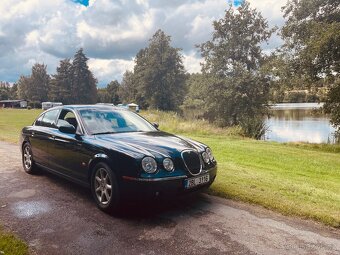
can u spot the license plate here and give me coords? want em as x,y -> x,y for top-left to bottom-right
184,174 -> 210,189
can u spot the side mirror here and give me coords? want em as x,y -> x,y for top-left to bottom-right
58,120 -> 76,134
152,122 -> 159,129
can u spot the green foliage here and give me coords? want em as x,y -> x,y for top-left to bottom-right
49,59 -> 73,104
279,0 -> 340,129
129,29 -> 187,110
118,71 -> 137,104
71,48 -> 97,104
199,1 -> 275,75
106,80 -> 120,104
97,80 -> 121,104
97,88 -> 111,103
239,116 -> 268,140
0,81 -> 11,100
324,79 -> 340,131
17,64 -> 50,103
281,0 -> 340,80
17,76 -> 30,100
16,49 -> 98,105
0,229 -> 28,255
141,109 -> 242,137
184,1 -> 273,137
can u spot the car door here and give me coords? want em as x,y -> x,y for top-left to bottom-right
49,110 -> 93,182
29,109 -> 60,167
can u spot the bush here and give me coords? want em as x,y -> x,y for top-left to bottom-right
28,101 -> 41,109
239,116 -> 268,140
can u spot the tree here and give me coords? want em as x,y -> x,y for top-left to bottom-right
9,83 -> 18,100
71,48 -> 97,104
0,82 -> 10,100
281,0 -> 340,80
97,88 -> 111,103
133,30 -> 187,110
106,80 -> 120,104
282,0 -> 340,129
324,79 -> 340,133
16,63 -> 49,105
17,76 -> 31,100
49,59 -> 73,104
30,63 -> 50,103
185,1 -> 274,132
118,71 -> 137,104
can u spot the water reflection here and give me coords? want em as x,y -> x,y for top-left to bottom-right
265,103 -> 336,144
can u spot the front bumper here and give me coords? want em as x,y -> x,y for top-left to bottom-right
120,166 -> 217,201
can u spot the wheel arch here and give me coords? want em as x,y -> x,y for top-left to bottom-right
88,154 -> 114,183
21,140 -> 30,152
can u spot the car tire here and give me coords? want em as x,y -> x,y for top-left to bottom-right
22,143 -> 38,174
91,162 -> 121,213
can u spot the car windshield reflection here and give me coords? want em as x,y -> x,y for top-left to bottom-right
79,109 -> 156,135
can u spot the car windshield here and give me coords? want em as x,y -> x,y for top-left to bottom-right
79,109 -> 157,134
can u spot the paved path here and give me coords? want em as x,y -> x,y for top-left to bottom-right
0,141 -> 339,255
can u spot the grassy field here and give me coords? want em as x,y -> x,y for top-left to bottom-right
0,228 -> 28,255
1,108 -> 340,227
0,109 -> 42,143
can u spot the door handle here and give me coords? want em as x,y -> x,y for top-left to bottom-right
49,135 -> 56,140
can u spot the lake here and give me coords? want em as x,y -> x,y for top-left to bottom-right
265,103 -> 337,144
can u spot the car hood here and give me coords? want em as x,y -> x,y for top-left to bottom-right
93,131 -> 206,158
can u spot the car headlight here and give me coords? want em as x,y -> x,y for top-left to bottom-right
206,148 -> 214,161
202,151 -> 210,163
141,157 -> 157,173
163,158 -> 174,172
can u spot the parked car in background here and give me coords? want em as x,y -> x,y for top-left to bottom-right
20,105 -> 217,212
117,103 -> 140,112
42,102 -> 63,110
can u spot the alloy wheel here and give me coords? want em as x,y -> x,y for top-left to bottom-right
23,146 -> 32,170
94,168 -> 112,205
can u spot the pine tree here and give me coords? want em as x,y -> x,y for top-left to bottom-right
49,59 -> 72,104
71,48 -> 97,104
106,80 -> 120,104
119,71 -> 137,104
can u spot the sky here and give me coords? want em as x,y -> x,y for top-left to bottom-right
0,0 -> 286,87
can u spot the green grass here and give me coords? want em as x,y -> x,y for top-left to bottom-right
0,229 -> 28,255
1,108 -> 340,227
0,109 -> 42,143
143,110 -> 340,227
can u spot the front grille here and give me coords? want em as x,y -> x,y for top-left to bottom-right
182,150 -> 202,175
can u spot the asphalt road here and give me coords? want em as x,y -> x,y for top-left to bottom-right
0,141 -> 340,255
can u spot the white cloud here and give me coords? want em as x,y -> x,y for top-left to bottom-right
0,0 -> 287,86
88,58 -> 135,84
183,52 -> 202,74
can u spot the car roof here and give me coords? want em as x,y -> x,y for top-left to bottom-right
56,105 -> 127,111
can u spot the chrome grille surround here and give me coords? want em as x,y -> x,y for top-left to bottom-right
181,149 -> 202,176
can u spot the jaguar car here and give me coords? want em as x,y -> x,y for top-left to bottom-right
20,105 -> 217,212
